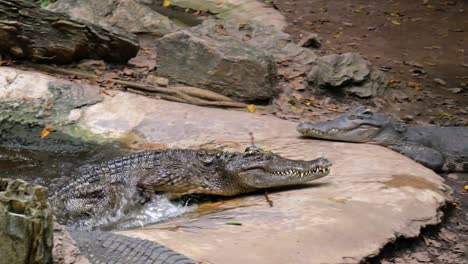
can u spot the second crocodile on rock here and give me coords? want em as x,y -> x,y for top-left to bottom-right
50,146 -> 331,227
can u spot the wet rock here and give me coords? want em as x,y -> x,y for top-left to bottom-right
156,30 -> 277,101
0,179 -> 53,264
47,0 -> 180,35
0,67 -> 104,151
307,52 -> 387,97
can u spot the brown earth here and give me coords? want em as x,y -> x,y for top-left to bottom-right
271,0 -> 467,127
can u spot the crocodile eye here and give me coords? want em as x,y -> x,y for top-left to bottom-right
244,146 -> 263,156
362,109 -> 374,115
216,152 -> 222,158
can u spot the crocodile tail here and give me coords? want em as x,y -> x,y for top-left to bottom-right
70,230 -> 196,264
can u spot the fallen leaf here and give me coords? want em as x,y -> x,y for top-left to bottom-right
247,104 -> 256,113
100,88 -> 113,97
407,81 -> 423,90
301,98 -> 316,106
388,79 -> 401,87
40,124 -> 57,139
436,111 -> 451,118
391,20 -> 401,25
162,0 -> 170,7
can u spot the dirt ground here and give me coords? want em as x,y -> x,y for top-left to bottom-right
270,0 -> 467,263
271,0 -> 467,127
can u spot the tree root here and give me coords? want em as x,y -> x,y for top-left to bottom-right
27,63 -> 248,108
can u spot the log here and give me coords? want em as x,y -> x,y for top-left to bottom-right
0,0 -> 139,63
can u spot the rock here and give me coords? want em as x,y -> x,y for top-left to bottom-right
47,0 -> 180,35
193,19 -> 317,65
0,67 -> 104,151
0,179 -> 53,264
446,87 -> 463,94
76,59 -> 107,72
434,78 -> 447,86
146,75 -> 169,87
85,93 -> 448,264
53,224 -> 90,264
156,30 -> 277,101
413,252 -> 432,262
1,0 -> 139,64
169,0 -> 287,32
307,52 -> 387,97
297,33 -> 321,49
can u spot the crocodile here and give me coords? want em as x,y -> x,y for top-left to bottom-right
50,146 -> 332,227
297,106 -> 468,172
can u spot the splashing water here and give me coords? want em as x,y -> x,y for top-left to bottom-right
70,195 -> 198,231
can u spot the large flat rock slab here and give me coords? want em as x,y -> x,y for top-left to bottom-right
77,92 -> 451,263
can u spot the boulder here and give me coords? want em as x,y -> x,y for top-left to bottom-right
0,67 -> 103,151
47,0 -> 180,35
156,30 -> 277,101
77,92 -> 449,264
193,19 -> 318,65
307,52 -> 387,97
0,179 -> 53,264
0,0 -> 139,64
169,0 -> 287,32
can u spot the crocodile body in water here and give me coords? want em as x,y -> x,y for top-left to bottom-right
50,146 -> 332,228
297,106 -> 468,172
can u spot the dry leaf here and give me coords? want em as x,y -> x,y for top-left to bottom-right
100,88 -> 113,97
407,81 -> 423,90
40,124 -> 57,139
301,98 -> 316,106
247,104 -> 256,113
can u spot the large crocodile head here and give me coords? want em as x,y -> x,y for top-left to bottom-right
297,106 -> 390,143
219,146 -> 331,190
